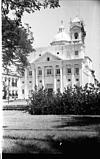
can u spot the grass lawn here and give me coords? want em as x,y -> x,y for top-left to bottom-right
2,110 -> 100,154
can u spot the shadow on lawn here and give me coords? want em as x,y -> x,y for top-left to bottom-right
53,116 -> 100,128
45,135 -> 100,154
3,134 -> 100,154
14,141 -> 50,154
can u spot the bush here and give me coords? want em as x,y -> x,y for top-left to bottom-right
28,84 -> 100,115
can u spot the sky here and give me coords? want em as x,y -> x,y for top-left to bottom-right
22,0 -> 100,81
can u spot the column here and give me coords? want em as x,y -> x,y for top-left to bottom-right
63,66 -> 67,90
72,65 -> 75,87
25,68 -> 28,99
32,68 -> 35,91
17,77 -> 22,99
54,67 -> 56,93
42,66 -> 45,89
60,67 -> 63,93
79,65 -> 82,86
36,68 -> 38,88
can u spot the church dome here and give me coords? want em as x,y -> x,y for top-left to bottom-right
53,31 -> 71,42
51,20 -> 71,45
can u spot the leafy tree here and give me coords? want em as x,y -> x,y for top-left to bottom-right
2,16 -> 34,73
2,0 -> 60,22
2,0 -> 60,73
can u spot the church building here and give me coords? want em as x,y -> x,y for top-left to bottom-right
19,16 -> 95,99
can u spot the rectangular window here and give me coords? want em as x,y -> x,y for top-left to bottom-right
15,91 -> 18,97
47,69 -> 52,75
5,77 -> 7,81
56,69 -> 60,75
8,78 -> 10,86
8,78 -> 10,82
75,50 -> 78,55
67,68 -> 71,74
12,78 -> 14,87
22,72 -> 24,76
22,89 -> 24,94
75,68 -> 79,75
12,90 -> 14,98
38,70 -> 42,75
15,79 -> 17,87
29,71 -> 32,76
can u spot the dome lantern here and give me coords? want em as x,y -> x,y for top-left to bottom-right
50,20 -> 71,45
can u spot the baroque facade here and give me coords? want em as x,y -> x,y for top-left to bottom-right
20,17 -> 95,99
2,17 -> 96,100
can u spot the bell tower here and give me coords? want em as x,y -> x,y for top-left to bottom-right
70,16 -> 86,44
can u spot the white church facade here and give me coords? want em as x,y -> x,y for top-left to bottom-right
2,17 -> 96,100
19,17 -> 95,99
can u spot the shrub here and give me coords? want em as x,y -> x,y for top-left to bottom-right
28,84 -> 100,115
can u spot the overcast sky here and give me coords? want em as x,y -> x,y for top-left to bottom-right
22,0 -> 100,81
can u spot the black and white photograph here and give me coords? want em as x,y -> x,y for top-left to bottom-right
1,0 -> 100,157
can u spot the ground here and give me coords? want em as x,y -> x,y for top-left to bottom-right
2,110 -> 100,154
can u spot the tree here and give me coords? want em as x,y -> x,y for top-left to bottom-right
2,16 -> 34,73
2,0 -> 60,73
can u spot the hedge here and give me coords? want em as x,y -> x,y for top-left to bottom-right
28,84 -> 100,115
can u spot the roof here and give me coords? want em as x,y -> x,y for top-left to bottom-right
51,21 -> 71,44
52,31 -> 71,42
30,50 -> 67,64
85,56 -> 92,62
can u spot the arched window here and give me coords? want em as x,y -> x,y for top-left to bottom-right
47,57 -> 50,61
74,32 -> 78,39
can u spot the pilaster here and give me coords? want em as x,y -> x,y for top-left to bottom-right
32,68 -> 35,91
54,67 -> 56,92
72,65 -> 75,87
36,68 -> 38,87
25,68 -> 28,99
42,66 -> 45,89
17,77 -> 22,99
60,66 -> 63,93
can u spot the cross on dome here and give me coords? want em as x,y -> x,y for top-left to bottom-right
50,20 -> 71,45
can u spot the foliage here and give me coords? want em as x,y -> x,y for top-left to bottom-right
2,0 -> 60,73
28,84 -> 100,115
2,0 -> 60,23
2,16 -> 34,73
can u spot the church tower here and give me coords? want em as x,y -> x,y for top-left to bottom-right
69,16 -> 86,59
70,16 -> 86,44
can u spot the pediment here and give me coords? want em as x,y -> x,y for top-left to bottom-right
33,52 -> 62,63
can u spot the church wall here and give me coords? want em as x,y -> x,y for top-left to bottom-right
18,17 -> 95,99
82,64 -> 89,86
